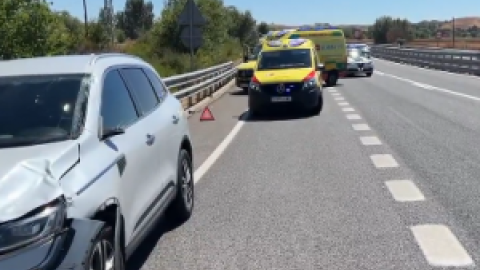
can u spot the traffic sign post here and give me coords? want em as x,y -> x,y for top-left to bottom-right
177,0 -> 206,71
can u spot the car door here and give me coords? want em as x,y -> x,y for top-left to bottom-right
119,68 -> 174,233
99,69 -> 153,244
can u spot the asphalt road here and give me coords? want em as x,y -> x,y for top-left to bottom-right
128,60 -> 480,270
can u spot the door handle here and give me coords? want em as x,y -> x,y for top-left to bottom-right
172,114 -> 180,124
146,134 -> 155,145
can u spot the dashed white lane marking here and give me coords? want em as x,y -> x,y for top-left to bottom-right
342,107 -> 355,112
346,114 -> 362,120
352,123 -> 370,130
411,224 -> 474,267
370,154 -> 398,168
338,102 -> 349,106
334,97 -> 344,101
360,136 -> 381,145
385,180 -> 425,202
331,93 -> 340,96
194,112 -> 246,183
328,89 -> 337,93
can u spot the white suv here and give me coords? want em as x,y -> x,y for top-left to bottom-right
0,54 -> 194,270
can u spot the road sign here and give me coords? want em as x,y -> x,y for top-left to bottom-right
180,26 -> 203,49
200,106 -> 214,121
178,0 -> 206,26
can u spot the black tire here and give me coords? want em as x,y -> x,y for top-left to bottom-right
85,225 -> 125,270
242,87 -> 249,94
326,72 -> 338,87
166,149 -> 194,224
311,96 -> 323,115
366,72 -> 372,77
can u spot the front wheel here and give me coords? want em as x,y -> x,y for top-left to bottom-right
311,96 -> 323,115
366,72 -> 372,77
86,225 -> 124,270
166,149 -> 194,224
242,87 -> 249,94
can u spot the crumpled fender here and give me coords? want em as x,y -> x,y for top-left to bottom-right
0,218 -> 104,270
0,144 -> 79,222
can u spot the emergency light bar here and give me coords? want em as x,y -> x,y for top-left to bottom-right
288,39 -> 307,46
267,40 -> 283,47
297,25 -> 340,31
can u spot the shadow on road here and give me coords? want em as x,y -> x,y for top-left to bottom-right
229,89 -> 248,95
126,217 -> 183,270
237,109 -> 320,122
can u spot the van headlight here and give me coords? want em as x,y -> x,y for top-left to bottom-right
249,82 -> 260,91
303,78 -> 316,90
0,200 -> 66,253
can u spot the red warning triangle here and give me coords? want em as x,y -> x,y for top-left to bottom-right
199,106 -> 215,121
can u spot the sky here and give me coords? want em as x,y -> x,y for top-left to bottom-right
52,0 -> 478,25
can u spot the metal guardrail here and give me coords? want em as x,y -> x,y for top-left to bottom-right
370,45 -> 480,76
165,61 -> 237,109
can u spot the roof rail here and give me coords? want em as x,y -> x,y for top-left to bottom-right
89,53 -> 143,65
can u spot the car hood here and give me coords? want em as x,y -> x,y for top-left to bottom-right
255,68 -> 313,84
238,61 -> 257,70
0,141 -> 79,222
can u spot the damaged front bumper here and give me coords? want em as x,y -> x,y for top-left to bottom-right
0,219 -> 103,270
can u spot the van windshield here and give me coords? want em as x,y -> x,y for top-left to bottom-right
257,49 -> 312,70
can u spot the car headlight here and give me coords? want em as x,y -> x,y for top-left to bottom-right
0,199 -> 66,253
303,78 -> 316,90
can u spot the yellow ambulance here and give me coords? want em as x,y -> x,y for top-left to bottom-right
248,38 -> 324,116
280,25 -> 347,86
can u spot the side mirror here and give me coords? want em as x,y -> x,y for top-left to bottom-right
101,127 -> 125,140
316,64 -> 325,71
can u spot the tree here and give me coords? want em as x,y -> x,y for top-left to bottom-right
117,0 -> 154,39
371,16 -> 412,44
257,22 -> 269,35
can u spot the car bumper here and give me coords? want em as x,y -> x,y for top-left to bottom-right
346,66 -> 373,74
0,219 -> 103,270
248,88 -> 321,112
236,77 -> 252,88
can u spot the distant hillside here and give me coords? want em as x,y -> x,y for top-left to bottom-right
269,17 -> 480,31
440,17 -> 480,29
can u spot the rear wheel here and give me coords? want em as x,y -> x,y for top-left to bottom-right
326,71 -> 338,87
366,72 -> 373,77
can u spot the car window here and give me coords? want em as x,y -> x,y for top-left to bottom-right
120,68 -> 159,115
0,74 -> 88,148
101,70 -> 139,130
142,67 -> 168,100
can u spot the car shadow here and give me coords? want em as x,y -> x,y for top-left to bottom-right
126,216 -> 183,270
230,89 -> 248,95
237,109 -> 321,122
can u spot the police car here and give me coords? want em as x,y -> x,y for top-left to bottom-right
346,44 -> 373,77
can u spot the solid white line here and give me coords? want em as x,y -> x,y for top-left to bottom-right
374,57 -> 480,81
370,154 -> 398,168
411,224 -> 474,267
360,136 -> 381,145
194,113 -> 246,183
346,114 -> 361,120
385,180 -> 424,202
334,97 -> 344,101
342,107 -> 355,112
377,71 -> 480,102
352,123 -> 370,130
338,102 -> 349,106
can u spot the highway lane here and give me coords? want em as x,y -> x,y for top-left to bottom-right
131,80 -> 455,270
127,62 -> 480,270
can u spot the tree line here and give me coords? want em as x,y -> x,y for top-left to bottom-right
343,16 -> 480,44
0,0 -> 270,76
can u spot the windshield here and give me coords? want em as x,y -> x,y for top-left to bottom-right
257,49 -> 312,70
248,45 -> 262,60
0,74 -> 89,148
348,48 -> 370,59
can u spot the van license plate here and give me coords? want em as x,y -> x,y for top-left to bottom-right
271,96 -> 291,102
